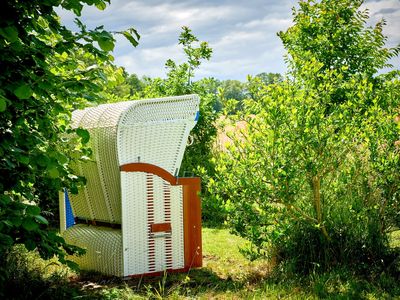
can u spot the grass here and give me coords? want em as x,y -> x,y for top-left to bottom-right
2,227 -> 400,299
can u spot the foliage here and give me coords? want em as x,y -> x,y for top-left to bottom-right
2,245 -> 81,299
138,27 -> 212,97
279,0 -> 399,79
211,0 -> 400,274
279,0 -> 399,109
126,73 -> 145,96
215,74 -> 283,114
216,80 -> 247,113
136,27 -> 220,222
0,0 -> 139,287
4,228 -> 400,299
255,72 -> 283,85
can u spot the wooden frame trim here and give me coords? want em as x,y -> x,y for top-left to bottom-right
120,163 -> 177,185
182,177 -> 202,268
150,222 -> 172,233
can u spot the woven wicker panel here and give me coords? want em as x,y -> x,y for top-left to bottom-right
68,95 -> 198,225
170,185 -> 184,269
68,107 -> 95,220
118,122 -> 191,175
79,106 -> 113,222
69,103 -> 128,222
95,126 -> 121,222
68,185 -> 93,220
70,108 -> 87,128
62,224 -> 123,276
121,172 -> 185,276
117,95 -> 199,175
153,176 -> 167,272
69,107 -> 104,221
121,172 -> 148,276
119,95 -> 198,124
93,102 -> 131,223
59,191 -> 66,233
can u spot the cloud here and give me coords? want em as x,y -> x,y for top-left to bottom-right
57,0 -> 400,81
363,0 -> 400,45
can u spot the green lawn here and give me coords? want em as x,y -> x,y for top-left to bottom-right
4,227 -> 400,299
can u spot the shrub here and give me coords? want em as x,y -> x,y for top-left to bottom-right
211,0 -> 400,273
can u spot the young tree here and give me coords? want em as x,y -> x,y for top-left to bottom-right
136,27 -> 220,222
212,0 -> 400,273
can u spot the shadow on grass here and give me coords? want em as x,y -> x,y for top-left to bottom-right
3,244 -> 400,299
74,267 -> 252,299
76,266 -> 400,299
4,264 -> 400,300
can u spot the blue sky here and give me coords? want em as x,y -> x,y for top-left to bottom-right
58,0 -> 400,81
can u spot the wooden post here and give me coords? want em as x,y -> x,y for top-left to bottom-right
179,177 -> 202,269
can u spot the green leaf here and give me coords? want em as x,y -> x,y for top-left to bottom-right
36,154 -> 49,167
53,234 -> 65,244
0,26 -> 19,42
70,184 -> 78,194
122,29 -> 140,47
0,233 -> 13,247
24,239 -> 36,251
56,153 -> 68,164
9,216 -> 22,227
66,260 -> 80,271
26,205 -> 41,216
76,128 -> 90,144
14,84 -> 33,99
22,218 -> 39,231
95,1 -> 107,10
48,167 -> 60,178
0,96 -> 7,112
17,155 -> 30,165
34,215 -> 49,225
2,220 -> 13,227
98,38 -> 114,52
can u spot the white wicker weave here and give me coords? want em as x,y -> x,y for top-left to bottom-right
61,95 -> 199,276
62,224 -> 123,276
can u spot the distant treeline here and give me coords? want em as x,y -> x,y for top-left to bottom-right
111,71 -> 283,112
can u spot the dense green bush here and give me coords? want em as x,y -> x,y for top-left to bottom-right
0,0 -> 139,289
211,0 -> 400,274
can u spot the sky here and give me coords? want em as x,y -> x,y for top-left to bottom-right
57,0 -> 400,81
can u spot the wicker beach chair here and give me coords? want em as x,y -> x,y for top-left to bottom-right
59,95 -> 202,277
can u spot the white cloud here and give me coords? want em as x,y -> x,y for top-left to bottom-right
363,0 -> 400,46
241,17 -> 293,31
57,0 -> 400,80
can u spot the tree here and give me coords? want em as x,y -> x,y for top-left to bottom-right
212,0 -> 400,273
217,80 -> 247,113
126,73 -> 145,96
137,26 -> 217,179
255,72 -> 283,85
279,0 -> 399,106
0,0 -> 139,283
137,27 -> 221,223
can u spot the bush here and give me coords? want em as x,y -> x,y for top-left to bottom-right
211,0 -> 400,267
0,0 -> 139,289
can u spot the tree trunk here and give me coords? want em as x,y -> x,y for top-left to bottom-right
312,176 -> 330,240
